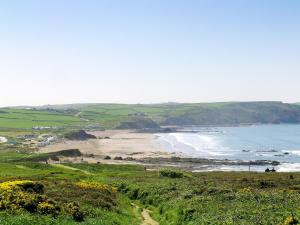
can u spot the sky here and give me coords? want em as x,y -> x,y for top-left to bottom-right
0,0 -> 300,106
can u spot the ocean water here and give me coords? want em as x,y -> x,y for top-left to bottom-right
154,124 -> 300,171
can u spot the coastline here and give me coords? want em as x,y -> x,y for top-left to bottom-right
39,129 -> 183,159
38,129 -> 280,171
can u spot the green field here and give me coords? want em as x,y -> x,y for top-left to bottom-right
0,108 -> 84,129
1,101 -> 300,130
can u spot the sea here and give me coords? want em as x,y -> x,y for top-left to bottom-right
154,124 -> 300,172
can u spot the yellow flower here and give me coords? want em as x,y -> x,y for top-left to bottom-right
238,187 -> 252,193
282,216 -> 299,225
0,180 -> 34,190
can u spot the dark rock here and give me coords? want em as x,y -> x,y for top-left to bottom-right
114,156 -> 123,160
104,156 -> 111,160
124,157 -> 135,161
64,130 -> 96,141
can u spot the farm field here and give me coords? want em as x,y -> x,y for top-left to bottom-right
2,101 -> 300,131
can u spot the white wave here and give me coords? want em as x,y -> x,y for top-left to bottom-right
167,133 -> 230,156
277,163 -> 300,172
155,134 -> 176,149
0,137 -> 7,143
284,150 -> 300,156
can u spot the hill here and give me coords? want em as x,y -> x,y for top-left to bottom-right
0,155 -> 298,224
35,101 -> 300,128
1,101 -> 300,130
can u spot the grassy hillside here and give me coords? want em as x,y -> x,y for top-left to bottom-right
36,101 -> 300,128
1,101 -> 300,134
0,108 -> 85,129
0,154 -> 299,224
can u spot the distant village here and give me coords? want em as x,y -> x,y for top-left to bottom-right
17,133 -> 58,149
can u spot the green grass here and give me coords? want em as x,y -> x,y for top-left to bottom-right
2,101 -> 300,129
0,152 -> 299,224
0,108 -> 85,129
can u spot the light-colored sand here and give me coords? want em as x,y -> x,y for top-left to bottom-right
39,130 -> 174,160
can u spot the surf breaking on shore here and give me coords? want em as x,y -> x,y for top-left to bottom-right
36,128 -> 300,172
0,136 -> 7,143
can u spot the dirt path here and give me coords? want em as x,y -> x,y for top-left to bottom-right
74,112 -> 89,122
141,208 -> 159,225
132,204 -> 159,225
50,164 -> 93,175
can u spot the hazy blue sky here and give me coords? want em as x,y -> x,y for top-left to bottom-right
0,0 -> 299,106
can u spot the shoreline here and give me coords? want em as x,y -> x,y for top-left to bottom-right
39,129 -> 185,159
38,129 -> 281,172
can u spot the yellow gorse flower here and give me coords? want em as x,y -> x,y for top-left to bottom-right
0,180 -> 34,190
238,187 -> 252,193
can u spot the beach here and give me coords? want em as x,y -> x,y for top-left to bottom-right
39,130 -> 181,163
38,124 -> 300,171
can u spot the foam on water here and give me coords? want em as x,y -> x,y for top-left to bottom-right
0,137 -> 7,143
154,124 -> 300,171
277,163 -> 300,172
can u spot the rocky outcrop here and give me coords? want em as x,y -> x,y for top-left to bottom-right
117,118 -> 160,130
64,130 -> 96,141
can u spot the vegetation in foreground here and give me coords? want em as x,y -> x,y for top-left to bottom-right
0,154 -> 299,224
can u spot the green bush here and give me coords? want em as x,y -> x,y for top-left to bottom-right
159,169 -> 184,178
283,216 -> 299,225
63,202 -> 84,222
20,182 -> 44,194
0,190 -> 40,212
37,200 -> 60,216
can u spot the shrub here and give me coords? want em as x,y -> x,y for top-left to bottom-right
76,181 -> 117,193
64,202 -> 84,222
37,201 -> 60,216
0,190 -> 45,213
259,180 -> 275,188
159,169 -> 184,178
183,208 -> 196,221
0,180 -> 44,193
283,216 -> 299,225
129,188 -> 139,200
20,182 -> 44,194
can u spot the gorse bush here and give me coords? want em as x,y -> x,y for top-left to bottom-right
0,189 -> 58,215
37,200 -> 60,216
0,180 -> 87,222
0,180 -> 44,193
283,216 -> 299,225
76,181 -> 117,193
159,169 -> 184,178
63,202 -> 84,222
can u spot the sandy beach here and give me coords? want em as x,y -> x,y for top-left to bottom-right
39,130 -> 180,163
39,129 -> 280,170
